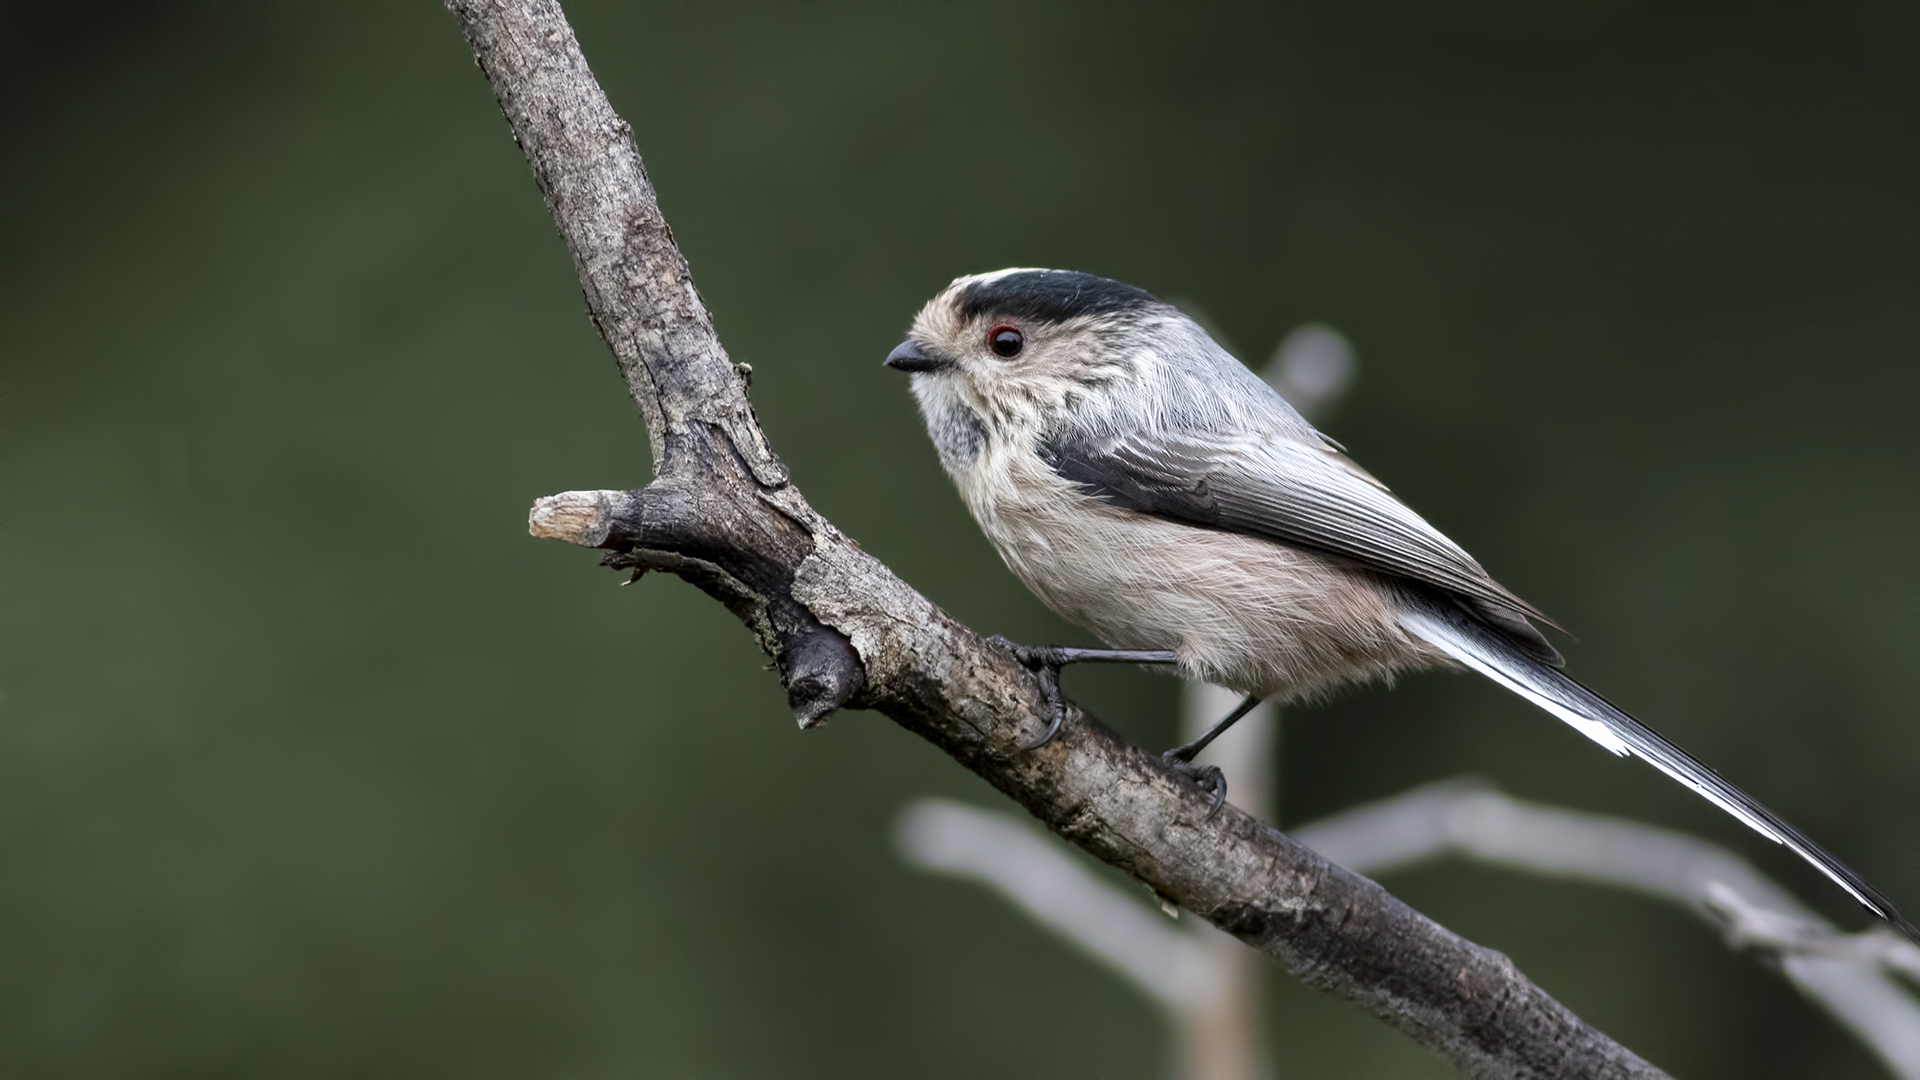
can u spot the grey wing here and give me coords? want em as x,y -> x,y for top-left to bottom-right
1040,426 -> 1565,666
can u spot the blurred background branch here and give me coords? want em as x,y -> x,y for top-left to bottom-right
1705,884 -> 1920,985
1299,781 -> 1920,1080
898,780 -> 1920,1080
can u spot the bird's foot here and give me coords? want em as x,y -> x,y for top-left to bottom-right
1161,747 -> 1228,820
986,637 -> 1071,750
985,637 -> 1179,750
1157,692 -> 1260,820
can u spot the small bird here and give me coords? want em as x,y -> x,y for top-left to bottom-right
884,267 -> 1913,938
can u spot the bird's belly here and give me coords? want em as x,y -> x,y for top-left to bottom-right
978,496 -> 1441,701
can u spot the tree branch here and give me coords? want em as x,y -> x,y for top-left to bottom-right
448,2 -> 1666,1075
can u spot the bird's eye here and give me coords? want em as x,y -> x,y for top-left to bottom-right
988,325 -> 1024,359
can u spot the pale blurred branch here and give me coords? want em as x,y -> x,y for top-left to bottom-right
1177,681 -> 1277,1080
1705,883 -> 1920,984
899,678 -> 1279,1080
900,780 -> 1920,1079
1295,779 -> 1920,1080
896,798 -> 1221,1015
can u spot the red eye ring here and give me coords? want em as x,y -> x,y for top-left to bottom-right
987,324 -> 1024,359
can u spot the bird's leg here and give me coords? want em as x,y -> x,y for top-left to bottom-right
1162,693 -> 1262,820
985,637 -> 1180,751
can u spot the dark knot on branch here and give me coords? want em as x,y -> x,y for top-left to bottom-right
780,625 -> 865,729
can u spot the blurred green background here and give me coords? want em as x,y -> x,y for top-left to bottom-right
3,1 -> 1916,1075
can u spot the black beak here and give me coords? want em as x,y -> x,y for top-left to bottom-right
884,340 -> 949,373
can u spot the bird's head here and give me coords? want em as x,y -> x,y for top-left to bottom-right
884,269 -> 1190,472
886,268 -> 1170,409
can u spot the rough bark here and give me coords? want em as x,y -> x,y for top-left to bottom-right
446,2 -> 1668,1076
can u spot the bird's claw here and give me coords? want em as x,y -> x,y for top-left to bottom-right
1162,751 -> 1228,820
986,636 -> 1069,750
1021,666 -> 1066,750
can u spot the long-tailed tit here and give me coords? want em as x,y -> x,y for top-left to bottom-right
884,267 -> 1912,939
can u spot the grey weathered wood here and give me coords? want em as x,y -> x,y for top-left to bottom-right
448,2 -> 1669,1075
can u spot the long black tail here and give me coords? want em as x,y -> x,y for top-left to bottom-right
1400,601 -> 1916,942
